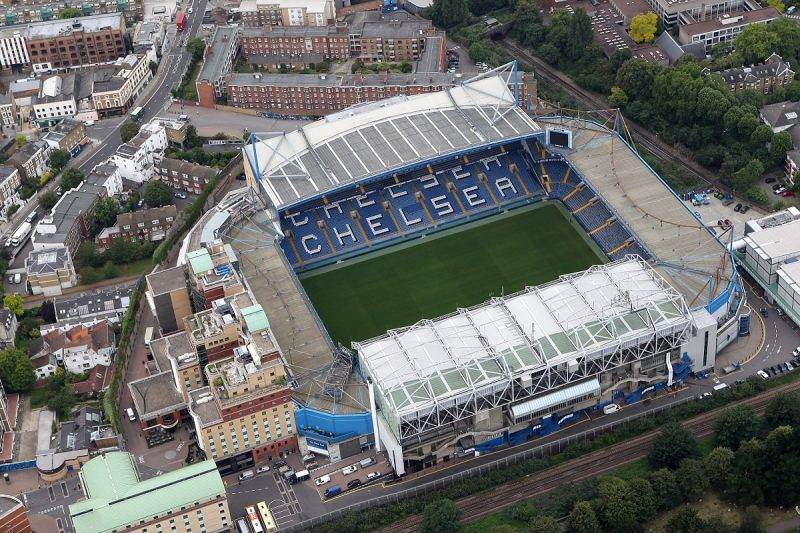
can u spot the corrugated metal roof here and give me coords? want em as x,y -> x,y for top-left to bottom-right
187,247 -> 214,274
241,303 -> 269,332
510,378 -> 600,420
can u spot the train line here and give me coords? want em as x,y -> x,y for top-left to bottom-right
498,39 -> 744,201
384,379 -> 800,532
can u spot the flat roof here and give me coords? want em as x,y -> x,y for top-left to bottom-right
745,218 -> 800,263
356,259 -> 689,422
127,372 -> 185,419
228,72 -> 456,88
146,266 -> 185,295
198,26 -> 238,83
245,71 -> 540,210
679,8 -> 779,36
70,454 -> 224,533
25,13 -> 123,40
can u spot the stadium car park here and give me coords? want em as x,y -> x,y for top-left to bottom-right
228,64 -> 748,478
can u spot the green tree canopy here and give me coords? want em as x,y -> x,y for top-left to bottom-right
60,168 -> 85,191
703,446 -> 735,489
629,12 -> 658,43
15,134 -> 26,146
186,38 -> 207,62
0,348 -> 35,392
143,180 -> 173,208
733,24 -> 781,65
48,149 -> 70,171
3,294 -> 23,317
648,421 -> 701,470
529,516 -> 560,533
675,458 -> 709,502
609,86 -> 629,108
120,121 -> 140,143
511,0 -> 546,48
420,499 -> 461,533
714,405 -> 760,450
39,191 -> 59,211
667,506 -> 707,533
58,7 -> 82,18
764,392 -> 800,430
93,197 -> 120,230
567,500 -> 601,533
647,468 -> 681,511
595,477 -> 640,532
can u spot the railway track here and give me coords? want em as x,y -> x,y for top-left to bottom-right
384,380 -> 800,532
498,39 -> 747,202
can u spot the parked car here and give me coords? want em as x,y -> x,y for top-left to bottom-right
238,470 -> 254,482
315,474 -> 331,486
757,370 -> 770,380
341,464 -> 358,476
734,203 -> 742,212
603,403 -> 620,414
274,460 -> 287,468
359,457 -> 376,468
324,486 -> 342,498
256,465 -> 270,474
783,190 -> 795,198
347,479 -> 362,490
367,471 -> 382,480
760,307 -> 769,318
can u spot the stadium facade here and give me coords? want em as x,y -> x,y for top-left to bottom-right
236,63 -> 746,474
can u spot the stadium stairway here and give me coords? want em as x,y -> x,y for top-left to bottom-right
608,238 -> 635,257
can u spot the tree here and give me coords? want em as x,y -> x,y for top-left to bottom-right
714,405 -> 760,450
629,12 -> 658,43
511,0 -> 546,48
733,24 -> 781,64
732,159 -> 764,191
615,59 -> 663,101
676,458 -> 709,502
629,477 -> 657,523
48,149 -> 70,171
648,422 -> 700,470
595,477 -> 639,533
120,121 -> 140,143
420,499 -> 461,533
148,60 -> 158,75
58,7 -> 82,18
186,38 -> 206,62
567,501 -> 601,533
770,131 -> 792,168
647,468 -> 681,511
3,295 -> 23,317
529,516 -> 560,533
60,168 -> 84,191
429,0 -> 469,29
739,505 -> 765,533
15,134 -> 26,146
609,86 -> 628,108
93,197 -> 120,230
695,87 -> 731,123
125,190 -> 141,212
143,180 -> 173,208
766,0 -> 785,12
39,191 -> 59,211
0,348 -> 35,392
750,124 -> 774,148
703,447 -> 735,489
764,392 -> 800,430
185,125 -> 201,149
667,506 -> 707,533
47,388 -> 76,418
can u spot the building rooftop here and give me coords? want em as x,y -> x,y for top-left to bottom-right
358,17 -> 431,39
189,387 -> 222,426
155,157 -> 218,180
240,25 -> 341,38
146,266 -> 186,296
150,330 -> 196,372
679,7 -> 780,37
115,204 -> 176,230
127,371 -> 185,419
357,259 -> 689,429
69,454 -> 224,533
25,246 -> 70,275
229,71 -> 456,89
8,140 -> 47,165
244,72 -> 538,210
24,13 -> 123,40
744,217 -> 800,263
34,182 -> 104,245
718,53 -> 792,84
198,26 -> 238,84
54,280 -> 136,323
0,495 -> 22,516
760,100 -> 800,129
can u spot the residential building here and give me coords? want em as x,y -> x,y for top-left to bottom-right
150,329 -> 202,401
0,28 -> 29,68
609,0 -> 651,26
188,309 -> 297,473
25,14 -> 127,72
110,120 -> 168,182
85,162 -> 123,196
41,118 -> 86,155
760,100 -> 800,180
238,25 -> 350,65
716,53 -> 795,94
132,20 -> 165,53
25,246 -> 77,296
0,495 -> 30,533
643,0 -> 753,27
0,0 -> 142,30
196,26 -> 239,109
0,380 -> 18,463
145,266 -> 191,334
0,93 -> 15,127
225,71 -> 457,116
33,321 -> 114,375
32,74 -> 77,125
0,309 -> 17,349
48,281 -> 136,331
0,166 -> 20,210
154,157 -> 217,195
69,453 -> 231,533
92,52 -> 155,118
185,241 -> 242,310
677,8 -> 780,53
349,11 -> 435,63
240,0 -> 336,27
32,182 -> 105,254
35,407 -> 119,481
95,204 -> 177,250
7,139 -> 50,180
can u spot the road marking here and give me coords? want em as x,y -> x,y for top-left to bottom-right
60,482 -> 68,497
138,455 -> 144,464
48,486 -> 55,502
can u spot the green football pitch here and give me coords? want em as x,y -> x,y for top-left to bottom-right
299,203 -> 605,345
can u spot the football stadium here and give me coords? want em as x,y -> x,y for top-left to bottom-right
228,63 -> 748,475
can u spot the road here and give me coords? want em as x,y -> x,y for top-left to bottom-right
498,38 -> 762,211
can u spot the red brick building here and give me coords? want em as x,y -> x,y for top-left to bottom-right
0,495 -> 31,533
239,25 -> 350,63
25,13 -> 127,70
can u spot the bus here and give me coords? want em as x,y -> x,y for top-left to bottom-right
245,506 -> 263,533
236,518 -> 251,533
176,10 -> 186,31
257,502 -> 277,532
130,106 -> 143,121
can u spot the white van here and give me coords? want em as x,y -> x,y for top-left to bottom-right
12,273 -> 20,285
359,457 -> 376,468
144,327 -> 154,347
712,383 -> 728,392
126,407 -> 136,422
603,403 -> 620,415
238,470 -> 254,481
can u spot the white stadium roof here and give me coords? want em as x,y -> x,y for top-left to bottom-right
355,258 -> 691,425
243,69 -> 541,211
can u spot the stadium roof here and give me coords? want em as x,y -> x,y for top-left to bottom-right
244,67 -> 541,211
355,258 -> 690,427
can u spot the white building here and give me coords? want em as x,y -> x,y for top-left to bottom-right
36,321 -> 115,375
0,30 -> 30,69
0,167 -> 21,210
92,53 -> 155,118
32,75 -> 77,125
110,120 -> 168,182
0,94 -> 15,128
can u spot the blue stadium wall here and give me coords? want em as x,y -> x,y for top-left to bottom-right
294,407 -> 373,445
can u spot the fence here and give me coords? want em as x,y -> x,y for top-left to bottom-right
285,394 -> 695,532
